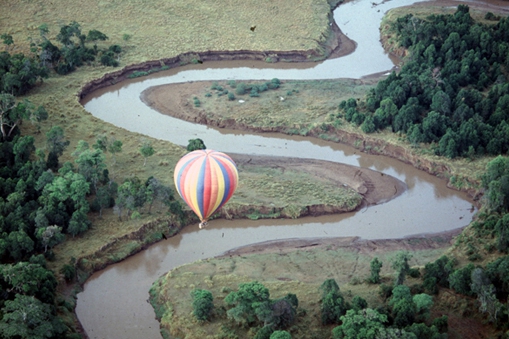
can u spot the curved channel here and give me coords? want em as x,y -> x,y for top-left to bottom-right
77,1 -> 478,338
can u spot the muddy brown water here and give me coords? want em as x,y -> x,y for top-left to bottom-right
74,0 -> 502,338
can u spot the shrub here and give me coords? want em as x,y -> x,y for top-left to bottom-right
369,257 -> 383,284
271,295 -> 298,329
423,255 -> 455,293
379,283 -> 393,300
320,279 -> 347,325
228,92 -> 235,101
351,296 -> 368,311
60,264 -> 76,282
270,330 -> 291,339
108,44 -> 122,54
449,263 -> 475,296
187,138 -> 206,152
100,54 -> 119,67
254,326 -> 274,339
236,83 -> 247,95
191,289 -> 214,321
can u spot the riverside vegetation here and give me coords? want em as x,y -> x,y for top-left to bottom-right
0,1 -> 508,339
150,4 -> 509,339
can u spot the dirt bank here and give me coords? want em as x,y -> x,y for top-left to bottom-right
78,15 -> 355,100
228,153 -> 407,217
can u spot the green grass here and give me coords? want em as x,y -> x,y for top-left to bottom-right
149,236 -> 455,339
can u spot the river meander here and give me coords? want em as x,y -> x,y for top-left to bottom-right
76,0 -> 483,338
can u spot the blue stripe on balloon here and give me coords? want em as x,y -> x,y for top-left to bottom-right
196,156 -> 207,219
176,155 -> 200,197
216,158 -> 231,209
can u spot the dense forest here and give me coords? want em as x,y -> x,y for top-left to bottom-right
339,5 -> 509,159
0,23 -> 184,338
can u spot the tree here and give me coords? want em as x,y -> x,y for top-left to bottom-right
139,139 -> 154,166
67,209 -> 90,237
470,268 -> 503,322
6,230 -> 34,261
320,279 -> 347,325
482,156 -> 509,213
1,33 -> 14,49
87,29 -> 108,42
369,257 -> 383,284
254,326 -> 274,339
421,111 -> 448,142
270,330 -> 292,339
0,261 -> 57,303
0,94 -> 47,141
391,251 -> 412,285
93,135 -> 123,166
0,294 -> 65,339
45,126 -> 69,170
115,177 -> 146,220
93,184 -> 114,218
191,289 -> 214,321
332,308 -> 389,339
270,295 -> 298,329
144,176 -> 176,213
449,263 -> 475,295
389,285 -> 416,328
412,293 -> 433,320
225,281 -> 271,326
35,225 -> 64,253
108,138 -> 122,165
187,138 -> 206,152
351,296 -> 368,311
73,141 -> 106,193
423,255 -> 455,294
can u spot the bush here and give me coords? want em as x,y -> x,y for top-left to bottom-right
449,263 -> 475,296
271,295 -> 298,329
100,54 -> 119,67
379,283 -> 393,300
270,330 -> 291,339
228,93 -> 235,101
191,289 -> 214,321
60,264 -> 76,282
187,138 -> 206,152
423,255 -> 456,293
369,257 -> 383,284
236,83 -> 247,95
254,326 -> 274,339
250,87 -> 260,97
351,296 -> 368,311
108,44 -> 122,54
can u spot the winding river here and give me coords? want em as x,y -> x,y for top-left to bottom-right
75,0 -> 491,338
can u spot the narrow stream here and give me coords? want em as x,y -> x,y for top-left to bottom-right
76,1 -> 481,338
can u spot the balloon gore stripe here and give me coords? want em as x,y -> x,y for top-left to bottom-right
174,150 -> 238,226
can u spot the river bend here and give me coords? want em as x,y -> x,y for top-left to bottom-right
77,0 -> 477,338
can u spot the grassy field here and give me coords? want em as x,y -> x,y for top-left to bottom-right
149,235 -> 474,339
1,0 -> 502,337
189,77 -> 492,191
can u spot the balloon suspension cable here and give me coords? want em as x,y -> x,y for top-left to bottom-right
199,220 -> 209,229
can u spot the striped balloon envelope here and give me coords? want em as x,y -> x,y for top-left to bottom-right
174,149 -> 238,228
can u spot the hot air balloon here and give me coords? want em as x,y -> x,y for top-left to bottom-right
174,149 -> 238,228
